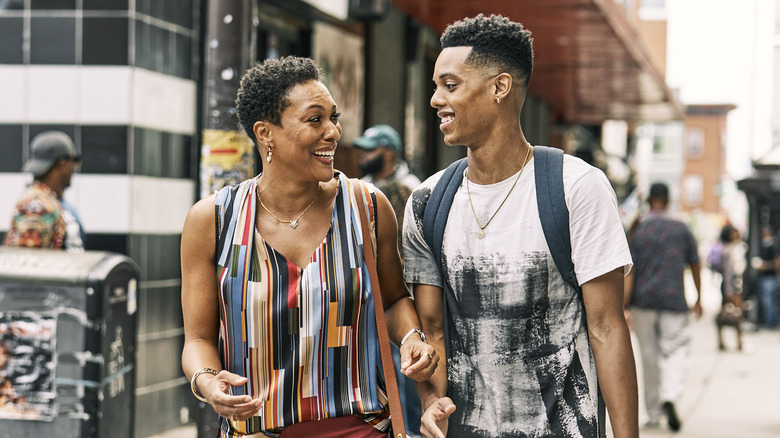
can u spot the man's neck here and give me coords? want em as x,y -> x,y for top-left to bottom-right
372,161 -> 397,182
462,117 -> 531,184
466,141 -> 532,185
35,178 -> 63,198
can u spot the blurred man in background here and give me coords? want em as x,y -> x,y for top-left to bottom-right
4,131 -> 84,251
755,227 -> 778,329
354,124 -> 420,252
354,124 -> 422,436
625,182 -> 702,432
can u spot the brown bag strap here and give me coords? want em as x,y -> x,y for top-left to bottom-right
353,180 -> 407,438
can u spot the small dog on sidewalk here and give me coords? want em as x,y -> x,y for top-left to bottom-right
716,293 -> 744,351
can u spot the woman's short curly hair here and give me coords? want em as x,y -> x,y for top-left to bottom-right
440,14 -> 534,88
236,56 -> 323,144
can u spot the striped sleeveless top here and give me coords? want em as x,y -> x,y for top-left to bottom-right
214,172 -> 389,437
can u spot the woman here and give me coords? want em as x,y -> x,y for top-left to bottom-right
181,56 -> 437,437
717,224 -> 746,351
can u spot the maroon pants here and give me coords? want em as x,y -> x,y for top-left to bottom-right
278,415 -> 386,437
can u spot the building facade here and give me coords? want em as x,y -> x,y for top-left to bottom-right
681,104 -> 735,214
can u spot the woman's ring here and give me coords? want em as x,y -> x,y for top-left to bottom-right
426,353 -> 433,361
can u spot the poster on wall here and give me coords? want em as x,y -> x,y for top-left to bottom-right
0,312 -> 57,421
200,129 -> 256,199
312,22 -> 364,146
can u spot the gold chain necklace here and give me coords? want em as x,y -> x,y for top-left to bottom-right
257,183 -> 320,229
466,146 -> 532,239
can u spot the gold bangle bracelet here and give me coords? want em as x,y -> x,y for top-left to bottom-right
190,367 -> 219,402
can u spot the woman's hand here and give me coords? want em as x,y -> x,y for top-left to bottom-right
199,370 -> 263,421
399,338 -> 438,381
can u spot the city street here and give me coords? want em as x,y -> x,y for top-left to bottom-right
154,270 -> 780,438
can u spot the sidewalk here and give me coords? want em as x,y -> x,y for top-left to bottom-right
623,271 -> 780,438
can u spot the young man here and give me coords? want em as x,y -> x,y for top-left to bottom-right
4,131 -> 85,251
626,182 -> 702,431
402,15 -> 638,438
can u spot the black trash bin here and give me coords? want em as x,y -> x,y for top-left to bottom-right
0,247 -> 139,438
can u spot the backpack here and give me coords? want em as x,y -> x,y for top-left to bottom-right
420,145 -> 606,438
708,240 -> 724,274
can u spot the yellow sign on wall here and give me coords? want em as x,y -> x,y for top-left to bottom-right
200,129 -> 255,198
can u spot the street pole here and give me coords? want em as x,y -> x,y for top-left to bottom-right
200,0 -> 256,200
196,0 -> 254,436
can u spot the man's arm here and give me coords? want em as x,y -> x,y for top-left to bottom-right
372,191 -> 437,381
622,268 -> 635,328
774,239 -> 780,282
582,268 -> 639,438
689,261 -> 703,317
413,283 -> 455,438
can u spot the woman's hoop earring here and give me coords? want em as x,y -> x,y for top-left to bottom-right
496,97 -> 502,104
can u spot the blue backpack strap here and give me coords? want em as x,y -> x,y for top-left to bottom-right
534,145 -> 606,438
422,157 -> 468,267
534,146 -> 580,292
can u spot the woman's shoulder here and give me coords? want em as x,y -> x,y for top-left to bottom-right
214,177 -> 258,203
182,193 -> 217,246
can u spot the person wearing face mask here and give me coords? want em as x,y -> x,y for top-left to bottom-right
354,125 -> 423,436
355,125 -> 421,190
354,125 -> 421,252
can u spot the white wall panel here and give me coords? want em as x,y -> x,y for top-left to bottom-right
130,176 -> 195,234
0,173 -> 33,232
66,174 -> 132,233
132,69 -> 197,135
79,67 -> 133,124
1,174 -> 194,235
0,66 -> 195,132
28,66 -> 79,123
0,66 -> 26,123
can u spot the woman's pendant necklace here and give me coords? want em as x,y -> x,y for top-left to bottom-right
257,183 -> 320,229
477,229 -> 485,239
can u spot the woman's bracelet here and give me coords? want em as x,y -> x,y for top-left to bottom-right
190,367 -> 219,402
400,328 -> 428,346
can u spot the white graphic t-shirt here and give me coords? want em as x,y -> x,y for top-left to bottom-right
403,154 -> 632,438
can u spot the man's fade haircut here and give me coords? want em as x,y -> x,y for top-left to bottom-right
440,14 -> 534,88
236,56 -> 322,145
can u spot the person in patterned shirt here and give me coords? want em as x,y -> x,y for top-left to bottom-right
4,131 -> 84,251
625,182 -> 702,432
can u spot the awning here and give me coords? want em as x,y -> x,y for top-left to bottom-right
737,145 -> 780,196
392,0 -> 684,124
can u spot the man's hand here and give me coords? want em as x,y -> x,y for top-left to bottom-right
692,299 -> 703,319
420,397 -> 456,438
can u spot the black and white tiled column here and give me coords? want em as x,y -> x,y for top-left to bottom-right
0,1 -> 203,436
